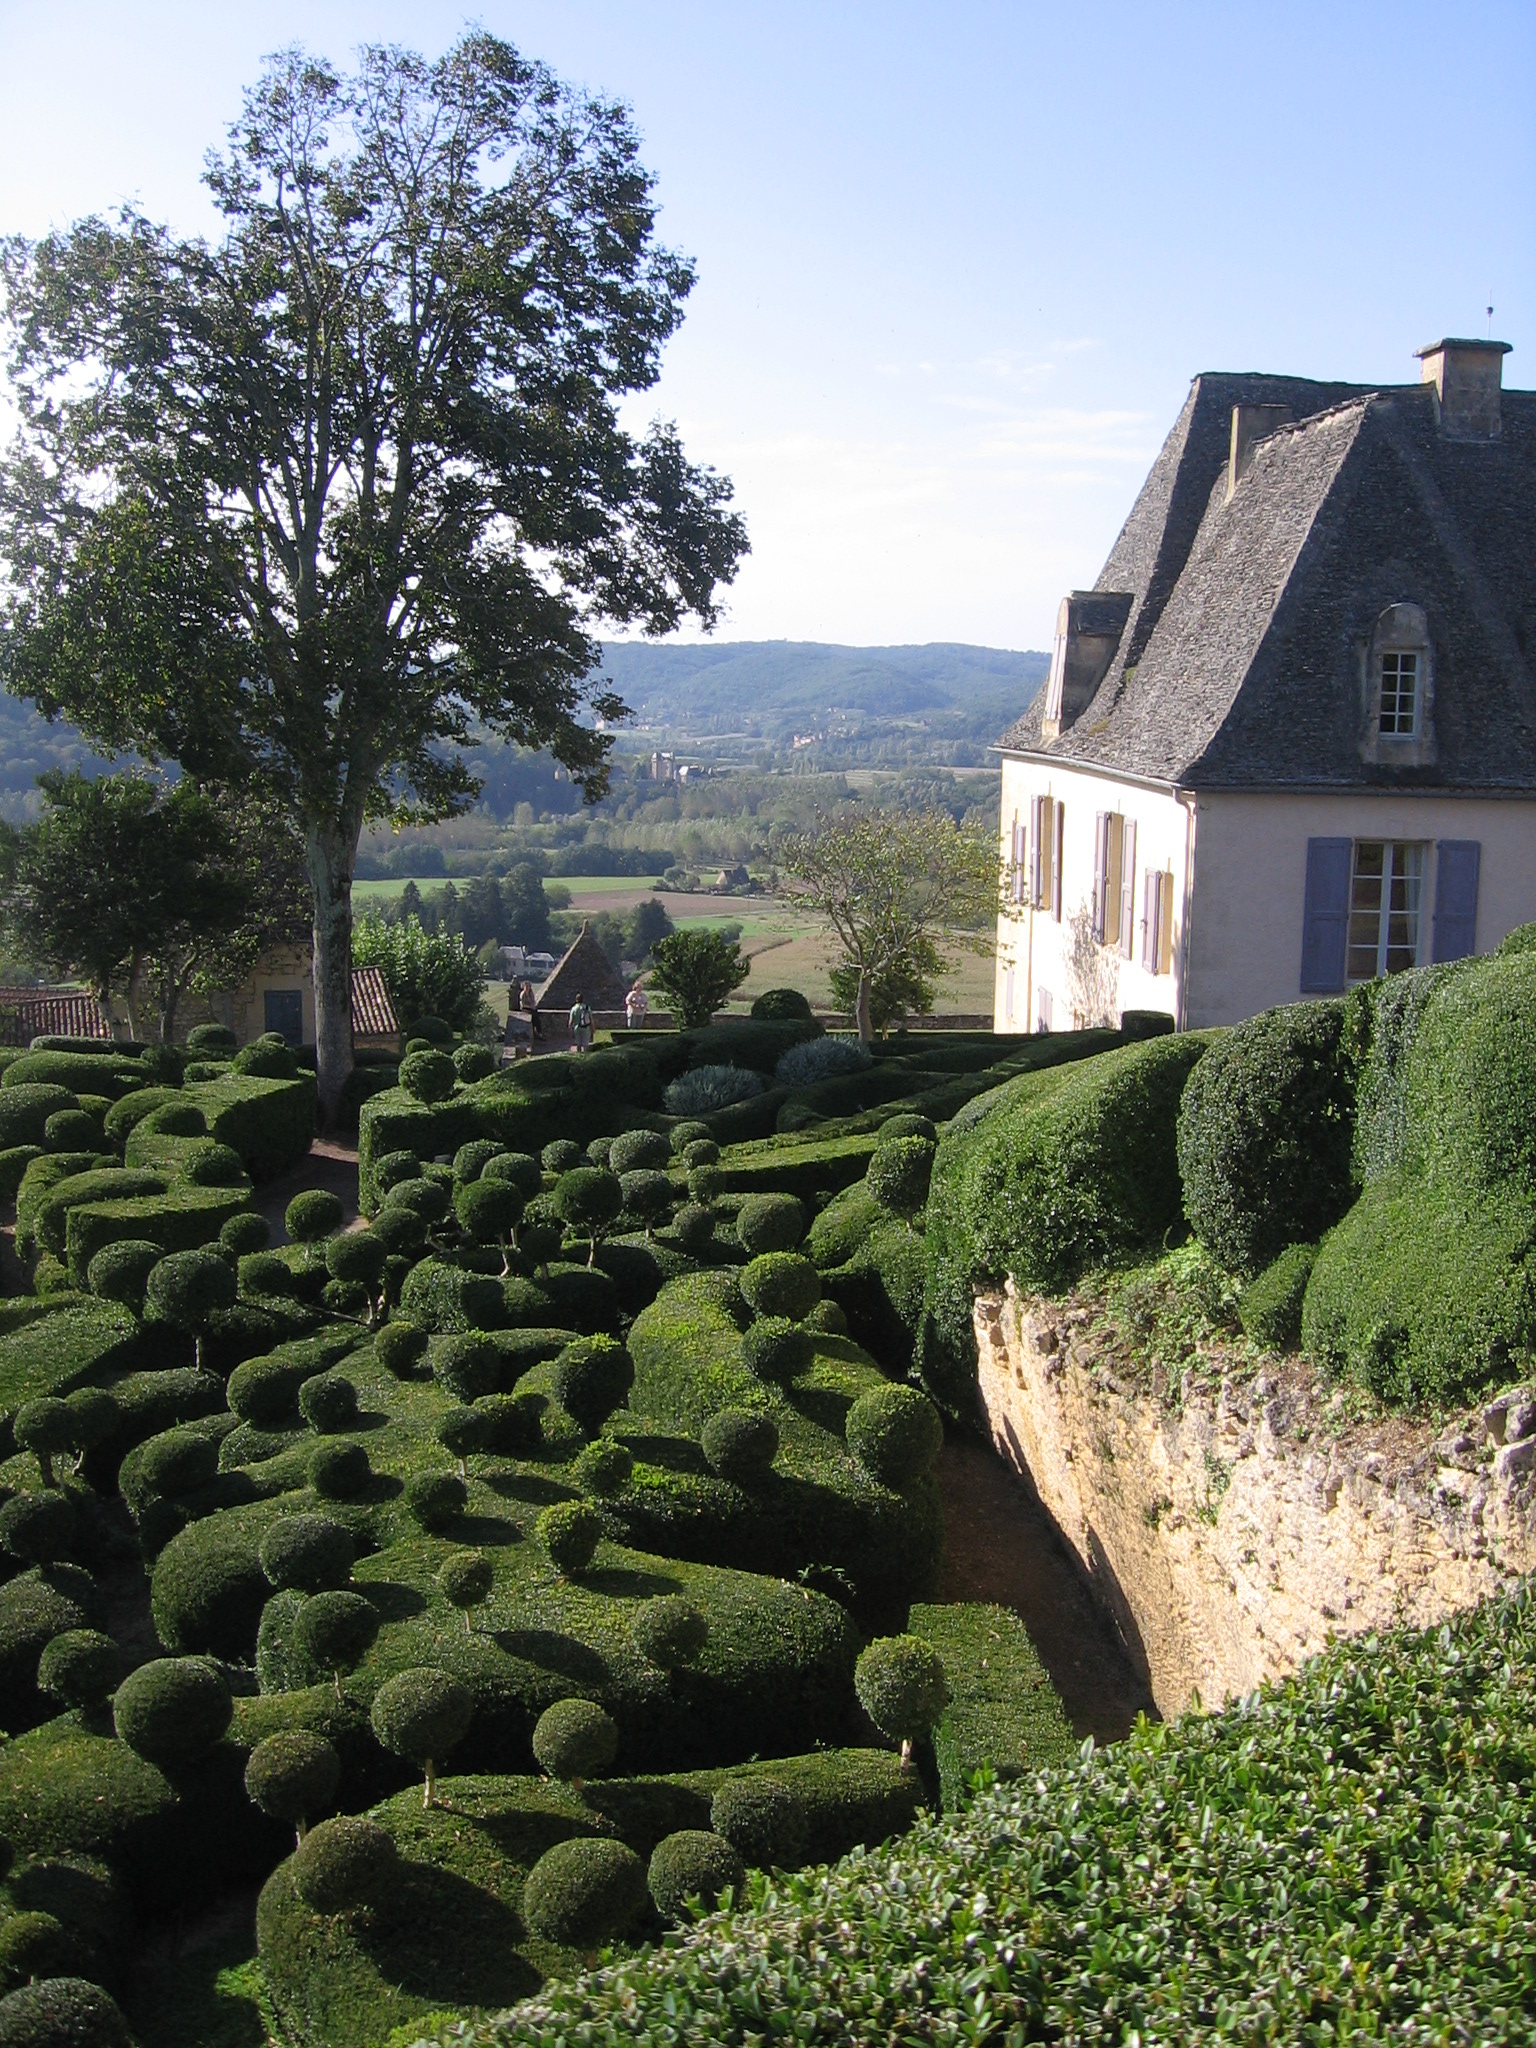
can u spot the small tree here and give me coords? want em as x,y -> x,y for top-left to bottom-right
532,1697 -> 617,1790
437,1550 -> 495,1633
782,810 -> 998,1042
244,1729 -> 341,1843
292,1589 -> 380,1701
38,1628 -> 121,1713
647,929 -> 751,1028
536,1499 -> 603,1580
854,1634 -> 949,1767
370,1666 -> 475,1808
551,1168 -> 623,1268
454,1178 -> 524,1274
144,1249 -> 237,1369
353,915 -> 487,1037
12,1398 -> 74,1487
113,1656 -> 233,1767
551,1336 -> 634,1436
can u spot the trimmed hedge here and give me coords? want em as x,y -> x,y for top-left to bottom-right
33,1169 -> 167,1260
184,1072 -> 317,1181
1238,1242 -> 1317,1352
908,1601 -> 1077,1810
62,1184 -> 253,1289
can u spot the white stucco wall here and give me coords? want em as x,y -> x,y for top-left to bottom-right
995,756 -> 1191,1033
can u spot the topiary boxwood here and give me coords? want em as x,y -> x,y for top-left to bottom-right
325,1230 -> 387,1293
522,1836 -> 647,1950
180,1139 -> 246,1188
740,1252 -> 820,1323
551,1334 -> 634,1435
307,1439 -> 371,1499
864,1135 -> 935,1219
0,1493 -> 74,1565
285,1189 -> 343,1244
232,1038 -> 298,1079
483,1150 -> 543,1200
735,1192 -> 806,1258
372,1149 -> 421,1197
700,1407 -> 780,1483
630,1595 -> 709,1671
431,1332 -> 502,1403
84,1237 -> 162,1310
298,1371 -> 359,1434
0,1913 -> 83,1994
452,1042 -> 496,1082
609,1127 -> 671,1175
42,1110 -> 100,1155
399,1050 -> 456,1104
188,1023 -> 239,1057
144,1248 -> 237,1368
532,1696 -> 618,1784
292,1589 -> 380,1697
541,1138 -> 584,1175
37,1628 -> 121,1711
404,1470 -> 467,1534
571,1438 -> 634,1498
740,1316 -> 813,1385
0,1977 -> 132,2048
877,1112 -> 937,1146
669,1121 -> 711,1155
1176,1000 -> 1354,1277
551,1167 -> 624,1266
751,987 -> 813,1022
618,1168 -> 672,1236
220,1210 -> 272,1258
149,1519 -> 268,1660
384,1176 -> 451,1226
681,1137 -> 719,1169
648,1829 -> 745,1921
536,1499 -> 602,1579
374,1320 -> 428,1378
259,1514 -> 354,1594
454,1177 -> 523,1260
113,1656 -> 232,1766
237,1251 -> 299,1300
709,1777 -> 807,1869
370,1666 -> 474,1806
669,1202 -> 715,1254
855,1633 -> 949,1763
291,1814 -> 397,1913
845,1384 -> 943,1487
437,1550 -> 494,1632
245,1729 -> 341,1842
1238,1241 -> 1318,1352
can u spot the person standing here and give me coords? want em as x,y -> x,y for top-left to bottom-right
569,991 -> 593,1053
625,981 -> 649,1030
521,977 -> 541,1042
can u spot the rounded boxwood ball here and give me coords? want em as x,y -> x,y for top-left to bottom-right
854,1633 -> 949,1752
405,1471 -> 466,1534
432,1333 -> 501,1403
298,1372 -> 359,1434
0,1492 -> 74,1565
740,1252 -> 820,1323
536,1499 -> 602,1578
260,1514 -> 354,1593
113,1656 -> 232,1766
608,1127 -> 670,1174
531,1697 -> 618,1782
541,1138 -> 583,1174
9,1409 -> 73,1490
62,1388 -> 117,1458
437,1404 -> 493,1469
292,1589 -> 379,1686
630,1595 -> 708,1671
437,1549 -> 494,1617
308,1440 -> 371,1499
245,1729 -> 340,1834
452,1139 -> 502,1184
750,987 -> 813,1022
669,1202 -> 715,1254
618,1169 -> 672,1231
522,1837 -> 647,1949
740,1317 -> 812,1385
709,1778 -> 806,1869
0,1912 -> 82,1992
864,1135 -> 935,1218
584,1136 -> 614,1168
145,1248 -> 236,1331
188,1022 -> 238,1057
181,1141 -> 245,1188
877,1112 -> 937,1146
571,1439 -> 633,1498
452,1042 -> 495,1082
238,1252 -> 298,1300
700,1408 -> 779,1483
143,1099 -> 207,1138
648,1829 -> 744,1921
233,1039 -> 297,1079
552,1167 -> 623,1244
137,1428 -> 218,1499
803,1298 -> 848,1336
736,1194 -> 806,1258
845,1384 -> 943,1487
326,1231 -> 387,1288
686,1164 -> 722,1206
0,1977 -> 132,2048
669,1120 -> 711,1155
482,1151 -> 542,1200
383,1177 -> 450,1226
42,1110 -> 99,1154
455,1178 -> 523,1246
37,1629 -> 120,1710
372,1150 -> 420,1196
85,1237 -> 163,1310
681,1137 -> 719,1170
551,1335 -> 633,1436
291,1814 -> 397,1914
370,1666 -> 474,1778
285,1189 -> 344,1244
220,1211 -> 272,1258
399,1050 -> 456,1104
409,1013 -> 453,1045
374,1321 -> 428,1378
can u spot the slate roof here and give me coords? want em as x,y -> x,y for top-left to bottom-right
350,967 -> 399,1042
535,922 -> 628,1014
999,372 -> 1536,791
0,987 -> 114,1046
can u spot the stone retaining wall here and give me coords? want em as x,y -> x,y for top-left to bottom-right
974,1281 -> 1536,1717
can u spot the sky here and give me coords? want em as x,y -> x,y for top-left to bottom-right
0,1 -> 1532,652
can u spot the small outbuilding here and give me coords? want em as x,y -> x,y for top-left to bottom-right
535,921 -> 627,1021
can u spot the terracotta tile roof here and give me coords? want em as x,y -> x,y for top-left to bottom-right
0,987 -> 114,1047
351,967 -> 399,1039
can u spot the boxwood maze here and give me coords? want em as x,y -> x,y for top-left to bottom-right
0,1020 -> 1107,2042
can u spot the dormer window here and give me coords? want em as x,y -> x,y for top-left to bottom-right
1379,648 -> 1419,735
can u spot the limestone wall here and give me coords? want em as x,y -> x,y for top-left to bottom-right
974,1281 -> 1536,1718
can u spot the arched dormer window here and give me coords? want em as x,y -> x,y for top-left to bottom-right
1361,603 -> 1436,767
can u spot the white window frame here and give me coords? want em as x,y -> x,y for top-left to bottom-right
1346,839 -> 1428,985
1378,648 -> 1419,737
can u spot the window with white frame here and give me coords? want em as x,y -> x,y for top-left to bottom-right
1346,840 -> 1426,983
1379,649 -> 1419,736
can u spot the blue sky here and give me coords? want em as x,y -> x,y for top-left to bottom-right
1,1 -> 1531,650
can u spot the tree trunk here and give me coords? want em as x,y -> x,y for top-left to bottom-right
122,952 -> 145,1042
307,825 -> 358,1131
424,1758 -> 437,1809
855,966 -> 874,1044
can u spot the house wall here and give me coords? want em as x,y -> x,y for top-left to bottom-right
994,754 -> 1190,1033
218,945 -> 316,1047
1186,790 -> 1536,1026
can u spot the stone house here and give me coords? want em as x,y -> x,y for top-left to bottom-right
187,949 -> 401,1054
994,339 -> 1536,1032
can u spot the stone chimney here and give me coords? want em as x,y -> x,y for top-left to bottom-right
1041,591 -> 1133,739
1415,338 -> 1511,440
1226,403 -> 1294,500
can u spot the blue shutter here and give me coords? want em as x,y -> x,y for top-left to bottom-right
1432,841 -> 1481,962
1299,838 -> 1352,992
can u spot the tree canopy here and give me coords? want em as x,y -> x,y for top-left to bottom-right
647,927 -> 750,1028
0,33 -> 745,1115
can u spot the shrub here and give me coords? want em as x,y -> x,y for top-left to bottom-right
0,1492 -> 74,1565
1238,1242 -> 1317,1351
735,1192 -> 806,1257
374,1320 -> 428,1377
308,1440 -> 371,1499
12,1404 -> 75,1489
144,1248 -> 237,1367
1177,1001 -> 1354,1276
179,1140 -> 247,1189
437,1404 -> 493,1475
618,1168 -> 672,1234
648,1829 -> 745,1922
42,1110 -> 99,1154
551,1167 -> 623,1265
0,1086 -> 80,1152
260,1515 -> 355,1593
552,1334 -> 634,1435
681,1137 -> 719,1168
290,1814 -> 397,1913
1403,952 -> 1536,1194
325,1230 -> 387,1293
397,1259 -> 503,1333
522,1836 -> 648,1949
112,1656 -> 232,1766
410,1014 -> 454,1046
585,1135 -> 615,1168
370,1666 -> 475,1806
372,1149 -> 421,1196
669,1120 -> 711,1154
878,1112 -> 938,1146
220,1211 -> 272,1257
404,1471 -> 467,1533
225,1351 -> 308,1425
845,1384 -> 943,1487
686,1164 -> 722,1205
804,1297 -> 848,1336
542,1138 -> 584,1174
0,1912 -> 83,1992
292,1590 -> 379,1696
448,1138 -> 497,1184
149,1518 -> 268,1659
452,1042 -> 496,1082
238,1251 -> 298,1299
571,1438 -> 634,1497
776,1035 -> 871,1087
631,1595 -> 708,1671
385,1176 -> 451,1225
482,1150 -> 543,1200
855,1634 -> 949,1762
399,1050 -> 456,1104
751,988 -> 813,1022
455,1176 -> 523,1257
700,1407 -> 779,1483
36,1628 -> 121,1711
740,1317 -> 813,1384
0,1978 -> 132,2048
188,1023 -> 238,1057
432,1332 -> 502,1403
298,1372 -> 359,1433
664,1065 -> 763,1117
536,1499 -> 602,1578
285,1189 -> 343,1245
437,1550 -> 494,1631
532,1696 -> 618,1783
669,1202 -> 715,1254
131,1426 -> 218,1502
232,1039 -> 299,1080
244,1729 -> 340,1841
864,1135 -> 935,1218
709,1778 -> 807,1869
740,1252 -> 820,1322
609,1127 -> 671,1174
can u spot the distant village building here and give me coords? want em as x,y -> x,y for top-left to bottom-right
535,921 -> 628,1022
0,986 -> 113,1047
995,338 -> 1536,1033
183,950 -> 401,1054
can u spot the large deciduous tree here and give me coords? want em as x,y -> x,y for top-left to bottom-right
781,810 -> 998,1041
0,34 -> 746,1120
